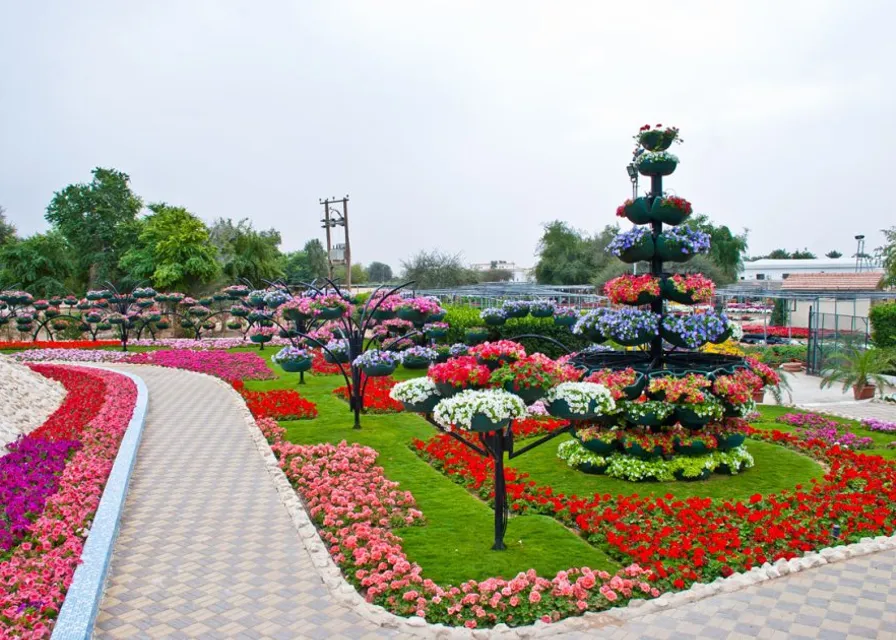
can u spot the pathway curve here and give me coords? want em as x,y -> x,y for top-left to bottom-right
94,365 -> 395,639
93,365 -> 896,639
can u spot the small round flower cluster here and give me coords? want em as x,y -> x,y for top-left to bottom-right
600,308 -> 660,343
662,227 -> 711,255
433,389 -> 528,432
662,311 -> 729,348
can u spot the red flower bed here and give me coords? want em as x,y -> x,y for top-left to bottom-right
311,350 -> 342,375
333,375 -> 404,413
740,325 -> 809,338
231,381 -> 318,420
0,340 -> 119,350
413,428 -> 896,590
27,365 -> 109,441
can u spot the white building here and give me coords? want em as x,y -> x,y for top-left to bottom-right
470,261 -> 533,283
739,257 -> 879,282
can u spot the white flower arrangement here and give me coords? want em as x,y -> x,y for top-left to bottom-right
680,400 -> 724,420
728,320 -> 744,341
432,389 -> 527,432
389,377 -> 441,405
545,382 -> 616,415
624,400 -> 675,421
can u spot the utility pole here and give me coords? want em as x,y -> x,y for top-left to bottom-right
320,196 -> 351,288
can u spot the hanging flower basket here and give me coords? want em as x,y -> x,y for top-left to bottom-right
280,357 -> 313,373
470,340 -> 526,370
624,401 -> 675,427
250,334 -> 272,344
585,368 -> 647,401
572,309 -> 609,343
615,197 -> 652,225
390,377 -> 442,413
545,382 -> 615,420
317,306 -> 345,320
423,322 -> 449,339
502,300 -> 530,319
401,346 -> 438,370
480,308 -> 507,326
282,300 -> 312,321
635,151 -> 679,176
599,308 -> 659,346
651,196 -> 693,226
226,321 -> 242,330
574,428 -> 619,455
230,306 -> 249,317
372,308 -> 396,320
529,300 -> 555,318
716,432 -> 746,450
660,274 -> 715,305
655,228 -> 711,263
620,438 -> 664,459
429,356 -> 491,396
553,306 -> 579,326
636,125 -> 681,152
674,435 -> 717,456
661,312 -> 730,350
675,403 -> 720,429
608,227 -> 655,264
432,389 -> 528,433
604,274 -> 661,306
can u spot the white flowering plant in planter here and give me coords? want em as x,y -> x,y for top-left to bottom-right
545,382 -> 616,416
389,377 -> 441,405
432,389 -> 528,432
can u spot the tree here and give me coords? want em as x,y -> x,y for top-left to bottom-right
880,226 -> 896,287
401,250 -> 480,289
826,250 -> 843,259
683,215 -> 748,284
0,232 -> 75,296
119,203 -> 220,292
282,239 -> 329,285
479,268 -> 514,282
45,167 -> 143,289
0,206 -> 16,247
790,249 -> 817,259
766,249 -> 792,259
333,263 -> 369,284
367,261 -> 393,282
209,218 -> 284,284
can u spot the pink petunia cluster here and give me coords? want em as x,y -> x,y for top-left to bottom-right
269,438 -> 659,628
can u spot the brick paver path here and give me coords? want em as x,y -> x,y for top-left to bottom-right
94,365 -> 896,639
94,366 -> 395,639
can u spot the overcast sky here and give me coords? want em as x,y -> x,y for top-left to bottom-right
1,1 -> 893,271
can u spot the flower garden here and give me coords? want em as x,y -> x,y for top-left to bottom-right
3,125 -> 896,634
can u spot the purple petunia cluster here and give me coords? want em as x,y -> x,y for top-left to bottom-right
662,227 -> 712,255
662,311 -> 729,349
607,227 -> 652,257
862,418 -> 896,433
600,308 -> 660,343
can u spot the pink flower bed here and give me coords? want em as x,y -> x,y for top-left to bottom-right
270,436 -> 658,628
0,366 -> 136,638
124,349 -> 275,382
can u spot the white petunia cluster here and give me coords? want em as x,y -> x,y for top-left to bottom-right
389,377 -> 440,405
432,389 -> 527,432
545,382 -> 615,415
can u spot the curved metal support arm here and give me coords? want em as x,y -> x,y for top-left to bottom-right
508,333 -> 575,355
424,416 -> 491,457
507,423 -> 575,459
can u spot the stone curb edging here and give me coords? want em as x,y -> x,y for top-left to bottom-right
74,364 -> 896,639
51,367 -> 150,640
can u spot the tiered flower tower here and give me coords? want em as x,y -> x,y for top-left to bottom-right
388,125 -> 780,551
554,125 -> 776,480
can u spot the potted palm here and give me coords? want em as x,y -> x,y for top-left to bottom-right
819,345 -> 895,400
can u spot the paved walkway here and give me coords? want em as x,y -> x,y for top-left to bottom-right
93,366 -> 896,639
94,366 -> 394,639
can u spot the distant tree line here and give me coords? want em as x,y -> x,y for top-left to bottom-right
0,167 -> 397,296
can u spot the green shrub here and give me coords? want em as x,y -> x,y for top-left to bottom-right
742,344 -> 807,366
443,305 -> 591,358
870,302 -> 896,349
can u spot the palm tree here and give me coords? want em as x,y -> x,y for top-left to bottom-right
819,345 -> 895,399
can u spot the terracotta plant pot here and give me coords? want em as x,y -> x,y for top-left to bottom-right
853,384 -> 876,400
781,362 -> 803,373
752,390 -> 766,403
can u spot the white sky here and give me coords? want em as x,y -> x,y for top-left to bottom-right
1,1 -> 894,269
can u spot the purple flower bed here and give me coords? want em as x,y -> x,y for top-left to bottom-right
1,437 -> 81,552
777,412 -> 875,449
862,418 -> 896,433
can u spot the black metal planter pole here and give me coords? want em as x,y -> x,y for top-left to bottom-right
649,173 -> 664,367
489,430 -> 508,550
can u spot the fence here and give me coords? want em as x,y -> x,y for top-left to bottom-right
807,310 -> 870,374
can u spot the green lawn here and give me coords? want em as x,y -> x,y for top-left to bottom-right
236,347 -> 854,583
750,404 -> 896,460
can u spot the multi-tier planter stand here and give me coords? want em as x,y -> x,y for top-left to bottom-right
404,125 -> 761,551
